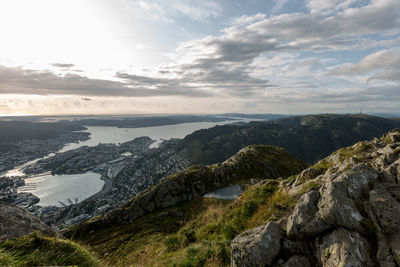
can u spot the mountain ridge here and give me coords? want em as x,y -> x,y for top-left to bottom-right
65,128 -> 400,266
65,145 -> 307,237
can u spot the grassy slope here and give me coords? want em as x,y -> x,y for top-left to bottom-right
70,133 -> 381,266
62,145 -> 310,266
71,177 -> 319,267
66,145 -> 307,239
0,232 -> 102,267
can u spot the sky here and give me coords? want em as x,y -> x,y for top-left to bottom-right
0,0 -> 399,115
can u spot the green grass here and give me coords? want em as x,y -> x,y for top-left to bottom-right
312,159 -> 333,171
70,178 -> 302,266
0,249 -> 18,266
298,181 -> 321,195
335,141 -> 374,163
0,232 -> 102,267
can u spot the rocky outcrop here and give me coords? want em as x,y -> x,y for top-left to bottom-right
66,145 -> 307,237
231,222 -> 282,266
231,129 -> 400,267
0,202 -> 57,241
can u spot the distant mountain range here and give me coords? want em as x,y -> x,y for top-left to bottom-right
177,113 -> 400,164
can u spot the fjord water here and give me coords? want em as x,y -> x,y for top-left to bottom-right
15,119 -> 243,206
58,119 -> 240,152
19,172 -> 103,207
203,184 -> 242,200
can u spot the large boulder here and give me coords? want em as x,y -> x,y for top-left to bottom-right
231,222 -> 282,267
286,190 -> 325,238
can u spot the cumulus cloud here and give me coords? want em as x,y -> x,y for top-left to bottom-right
170,0 -> 400,77
140,0 -> 399,100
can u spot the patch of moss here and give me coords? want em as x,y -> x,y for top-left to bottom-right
298,181 -> 321,195
336,141 -> 374,163
312,159 -> 332,172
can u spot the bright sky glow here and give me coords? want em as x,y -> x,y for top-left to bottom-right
0,0 -> 399,115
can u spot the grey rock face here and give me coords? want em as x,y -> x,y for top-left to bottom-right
315,166 -> 375,233
317,228 -> 373,267
231,222 -> 282,267
287,190 -> 323,238
369,188 -> 400,234
0,202 -> 57,240
231,129 -> 400,267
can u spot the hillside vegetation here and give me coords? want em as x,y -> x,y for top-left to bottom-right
66,145 -> 307,236
64,129 -> 400,266
0,232 -> 101,267
2,124 -> 400,266
178,114 -> 400,164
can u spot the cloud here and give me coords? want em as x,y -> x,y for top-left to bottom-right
306,0 -> 360,14
330,49 -> 400,82
369,69 -> 400,81
144,0 -> 399,100
272,0 -> 289,13
247,0 -> 400,51
173,0 -> 400,75
0,65 -> 211,98
134,0 -> 221,21
1,0 -> 399,113
12,0 -> 397,101
332,49 -> 400,75
233,13 -> 266,25
51,63 -> 75,68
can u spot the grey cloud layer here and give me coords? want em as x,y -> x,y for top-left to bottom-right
0,66 -> 211,97
1,0 -> 399,106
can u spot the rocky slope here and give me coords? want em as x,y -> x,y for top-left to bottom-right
0,202 -> 57,241
231,129 -> 400,266
66,145 -> 307,237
